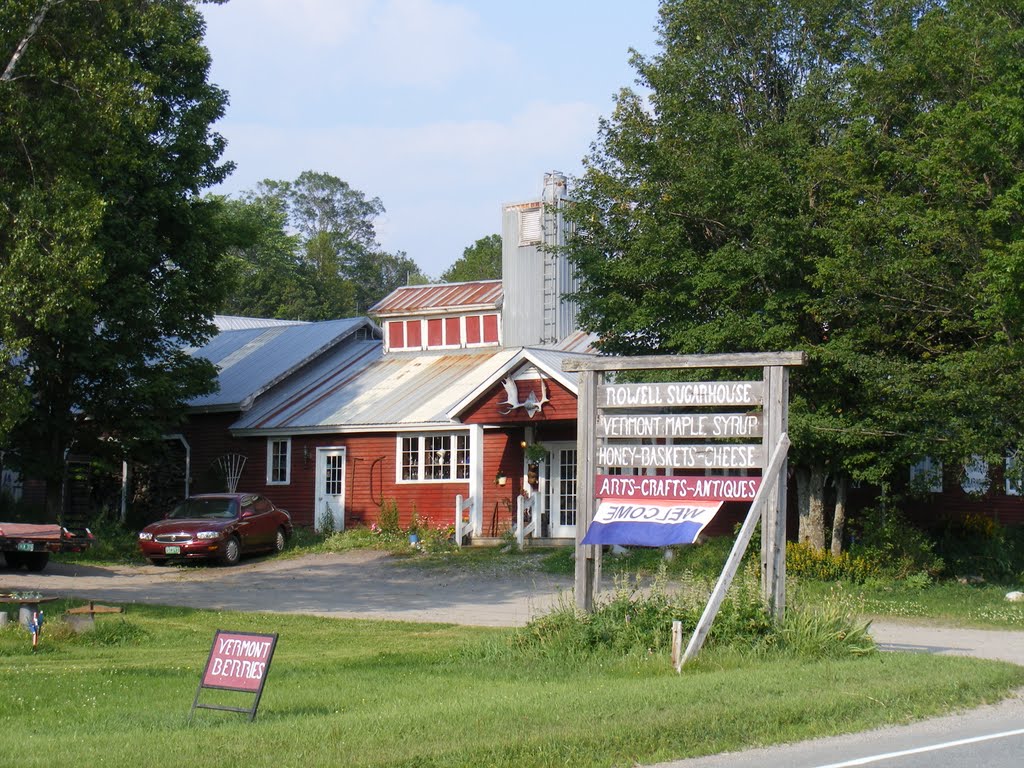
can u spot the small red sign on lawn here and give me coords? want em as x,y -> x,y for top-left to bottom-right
190,630 -> 278,722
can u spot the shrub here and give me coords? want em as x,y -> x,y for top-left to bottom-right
848,508 -> 944,579
511,564 -> 771,658
786,541 -> 881,584
934,514 -> 1024,582
377,499 -> 401,536
317,506 -> 336,536
420,523 -> 457,554
771,597 -> 876,659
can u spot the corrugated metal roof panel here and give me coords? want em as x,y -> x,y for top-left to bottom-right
187,317 -> 373,410
213,316 -> 308,331
233,347 -> 519,431
370,280 -> 502,317
552,330 -> 599,354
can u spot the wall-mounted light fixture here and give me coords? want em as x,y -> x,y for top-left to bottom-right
303,445 -> 311,467
495,470 -> 507,487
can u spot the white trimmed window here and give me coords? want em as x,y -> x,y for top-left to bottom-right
909,457 -> 942,493
399,433 -> 471,482
267,438 -> 291,485
1007,454 -> 1021,496
960,455 -> 990,495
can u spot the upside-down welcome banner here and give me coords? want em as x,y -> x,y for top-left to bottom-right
580,499 -> 724,547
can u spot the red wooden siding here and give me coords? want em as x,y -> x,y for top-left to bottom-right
461,376 -> 578,424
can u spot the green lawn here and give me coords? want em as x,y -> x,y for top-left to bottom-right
0,603 -> 1022,768
792,578 -> 1024,629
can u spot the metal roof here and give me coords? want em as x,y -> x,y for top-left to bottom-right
232,347 -> 520,433
370,280 -> 502,317
551,330 -> 599,354
187,317 -> 376,411
213,315 -> 308,331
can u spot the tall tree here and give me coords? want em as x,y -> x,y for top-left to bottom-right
0,0 -> 232,515
216,194 -> 304,319
811,0 -> 1024,477
440,234 -> 502,283
229,172 -> 428,319
565,0 -> 1024,548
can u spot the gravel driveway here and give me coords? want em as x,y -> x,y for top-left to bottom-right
0,550 -> 572,627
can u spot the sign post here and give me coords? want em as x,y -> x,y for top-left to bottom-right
190,630 -> 278,723
564,352 -> 805,650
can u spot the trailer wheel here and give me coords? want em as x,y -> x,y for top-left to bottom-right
3,551 -> 25,570
25,552 -> 49,572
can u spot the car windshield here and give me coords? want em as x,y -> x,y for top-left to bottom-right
168,498 -> 239,520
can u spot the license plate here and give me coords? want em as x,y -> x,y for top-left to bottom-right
17,542 -> 34,552
164,546 -> 181,555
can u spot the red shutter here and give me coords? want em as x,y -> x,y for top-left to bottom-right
388,321 -> 404,350
406,320 -> 422,348
465,315 -> 481,344
445,317 -> 461,346
427,318 -> 443,347
483,314 -> 499,343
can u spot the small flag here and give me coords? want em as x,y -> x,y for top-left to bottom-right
581,499 -> 723,547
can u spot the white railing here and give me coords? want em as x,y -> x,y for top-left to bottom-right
454,494 -> 475,547
515,493 -> 538,548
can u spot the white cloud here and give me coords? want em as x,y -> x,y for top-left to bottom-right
240,0 -> 374,46
367,0 -> 513,88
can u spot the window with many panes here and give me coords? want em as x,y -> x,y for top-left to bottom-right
267,438 -> 290,485
399,433 -> 471,482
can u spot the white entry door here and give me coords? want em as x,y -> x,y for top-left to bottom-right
545,442 -> 578,539
315,447 -> 346,532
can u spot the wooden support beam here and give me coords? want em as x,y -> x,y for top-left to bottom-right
564,351 -> 806,372
679,434 -> 790,670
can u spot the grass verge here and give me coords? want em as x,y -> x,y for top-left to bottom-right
0,603 -> 1022,768
793,578 -> 1024,628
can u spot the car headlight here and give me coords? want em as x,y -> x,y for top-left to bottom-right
138,532 -> 153,541
195,531 -> 221,540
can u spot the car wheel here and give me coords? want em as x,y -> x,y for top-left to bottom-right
273,527 -> 287,554
220,536 -> 241,566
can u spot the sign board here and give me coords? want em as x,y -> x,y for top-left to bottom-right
564,351 -> 805,653
190,630 -> 278,722
581,499 -> 723,546
597,412 -> 763,439
595,474 -> 761,501
599,381 -> 763,408
596,443 -> 763,470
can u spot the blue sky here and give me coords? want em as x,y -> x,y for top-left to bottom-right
200,0 -> 660,279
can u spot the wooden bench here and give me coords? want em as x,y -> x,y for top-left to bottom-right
63,601 -> 124,631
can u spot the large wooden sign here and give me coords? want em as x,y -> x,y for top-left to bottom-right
564,351 -> 805,665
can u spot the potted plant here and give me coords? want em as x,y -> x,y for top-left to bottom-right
524,442 -> 548,464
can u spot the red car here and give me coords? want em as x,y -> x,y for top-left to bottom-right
138,493 -> 292,566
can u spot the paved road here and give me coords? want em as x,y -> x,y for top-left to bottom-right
4,551 -> 1023,767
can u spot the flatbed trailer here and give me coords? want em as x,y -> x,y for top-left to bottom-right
0,523 -> 95,572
